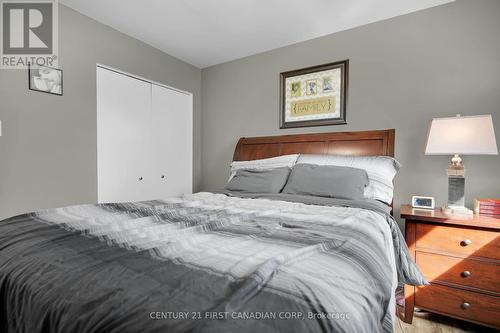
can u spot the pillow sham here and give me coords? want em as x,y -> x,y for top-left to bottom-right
225,167 -> 291,193
296,154 -> 401,204
229,154 -> 299,180
282,164 -> 369,200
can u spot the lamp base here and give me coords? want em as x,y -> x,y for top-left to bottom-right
442,155 -> 473,217
447,154 -> 467,209
448,176 -> 466,207
441,205 -> 473,216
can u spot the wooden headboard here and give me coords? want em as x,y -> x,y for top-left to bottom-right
233,129 -> 395,161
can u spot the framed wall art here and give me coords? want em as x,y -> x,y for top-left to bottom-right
28,64 -> 63,96
280,60 -> 348,128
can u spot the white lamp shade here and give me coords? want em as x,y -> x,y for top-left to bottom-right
425,115 -> 498,155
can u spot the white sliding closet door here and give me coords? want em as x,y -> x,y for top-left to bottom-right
151,85 -> 192,198
97,66 -> 192,203
97,67 -> 152,203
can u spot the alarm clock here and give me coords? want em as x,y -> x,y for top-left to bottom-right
412,196 -> 435,209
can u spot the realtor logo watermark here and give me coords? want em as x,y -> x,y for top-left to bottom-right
1,0 -> 58,69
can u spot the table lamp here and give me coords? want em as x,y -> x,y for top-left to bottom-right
425,114 -> 498,215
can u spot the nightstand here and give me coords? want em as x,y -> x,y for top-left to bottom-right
400,204 -> 500,329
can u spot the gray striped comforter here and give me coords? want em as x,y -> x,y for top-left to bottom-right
0,192 -> 426,333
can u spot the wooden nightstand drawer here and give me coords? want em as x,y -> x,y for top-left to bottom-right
416,252 -> 500,293
416,284 -> 500,328
416,223 -> 500,260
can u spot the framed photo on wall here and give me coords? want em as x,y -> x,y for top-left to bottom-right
280,60 -> 348,128
28,64 -> 63,96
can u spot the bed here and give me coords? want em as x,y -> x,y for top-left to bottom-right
0,129 -> 425,333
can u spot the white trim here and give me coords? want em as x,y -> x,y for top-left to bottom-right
96,63 -> 192,96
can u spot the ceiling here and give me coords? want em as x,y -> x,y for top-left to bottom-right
60,0 -> 454,68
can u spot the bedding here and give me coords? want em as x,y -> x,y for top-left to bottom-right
297,154 -> 401,204
282,164 -> 369,200
0,192 -> 425,333
225,167 -> 291,193
229,154 -> 299,180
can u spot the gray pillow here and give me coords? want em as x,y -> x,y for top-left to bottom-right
225,167 -> 291,193
282,164 -> 369,200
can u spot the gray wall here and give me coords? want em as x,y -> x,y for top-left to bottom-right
1,1 -> 499,223
200,0 -> 500,223
0,5 -> 202,219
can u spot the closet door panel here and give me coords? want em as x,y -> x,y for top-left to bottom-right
151,85 -> 192,197
97,68 -> 152,203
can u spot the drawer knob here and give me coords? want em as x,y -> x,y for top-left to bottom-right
138,177 -> 143,181
460,239 -> 472,246
161,175 -> 165,179
460,302 -> 471,310
461,270 -> 471,278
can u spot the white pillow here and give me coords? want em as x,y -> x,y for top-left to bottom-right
296,154 -> 401,204
229,154 -> 299,180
